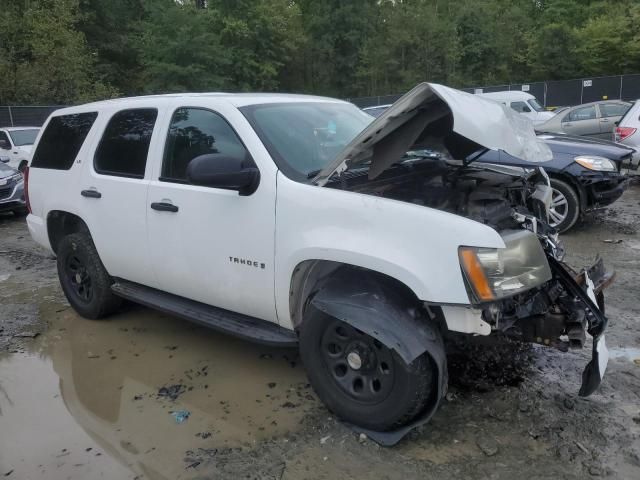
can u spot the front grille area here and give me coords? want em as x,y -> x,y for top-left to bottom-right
0,186 -> 12,200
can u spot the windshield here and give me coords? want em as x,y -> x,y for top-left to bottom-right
240,102 -> 373,181
8,129 -> 39,146
527,99 -> 545,112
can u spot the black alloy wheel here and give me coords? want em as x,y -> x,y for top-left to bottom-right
65,253 -> 93,303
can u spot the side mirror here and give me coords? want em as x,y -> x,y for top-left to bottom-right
186,154 -> 260,196
0,140 -> 9,149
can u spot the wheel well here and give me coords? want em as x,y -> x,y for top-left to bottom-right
289,260 -> 423,330
47,211 -> 90,254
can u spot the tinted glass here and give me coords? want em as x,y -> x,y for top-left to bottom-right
566,105 -> 596,122
31,113 -> 98,170
599,103 -> 630,118
510,101 -> 531,113
8,129 -> 39,146
95,109 -> 157,178
0,131 -> 11,147
241,102 -> 372,181
162,108 -> 248,182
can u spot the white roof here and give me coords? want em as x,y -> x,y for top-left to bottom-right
53,92 -> 346,116
0,126 -> 40,131
479,91 -> 535,100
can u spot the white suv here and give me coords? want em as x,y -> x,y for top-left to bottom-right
25,84 -> 611,444
0,126 -> 40,171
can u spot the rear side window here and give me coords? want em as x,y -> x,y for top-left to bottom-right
31,113 -> 98,170
94,109 -> 157,178
599,103 -> 629,118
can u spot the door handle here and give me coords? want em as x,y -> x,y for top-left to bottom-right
81,189 -> 102,199
151,202 -> 179,212
600,119 -> 609,122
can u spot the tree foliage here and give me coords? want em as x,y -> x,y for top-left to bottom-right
1,0 -> 640,104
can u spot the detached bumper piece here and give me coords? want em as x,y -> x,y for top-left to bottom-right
548,256 -> 610,397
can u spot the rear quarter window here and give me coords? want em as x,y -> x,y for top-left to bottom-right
94,109 -> 157,178
31,112 -> 98,170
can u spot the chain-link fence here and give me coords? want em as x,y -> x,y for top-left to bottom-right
349,73 -> 640,109
0,106 -> 63,128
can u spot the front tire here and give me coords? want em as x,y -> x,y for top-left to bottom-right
57,232 -> 122,319
549,178 -> 580,233
299,308 -> 436,431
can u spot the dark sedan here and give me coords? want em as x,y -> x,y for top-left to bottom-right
478,134 -> 635,232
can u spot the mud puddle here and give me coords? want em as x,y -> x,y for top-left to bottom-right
0,303 -> 316,479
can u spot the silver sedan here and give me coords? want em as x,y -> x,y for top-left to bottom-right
537,100 -> 630,139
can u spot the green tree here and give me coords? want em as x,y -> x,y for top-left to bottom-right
0,0 -> 115,104
135,0 -> 230,93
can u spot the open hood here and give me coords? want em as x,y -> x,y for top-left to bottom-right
314,83 -> 552,185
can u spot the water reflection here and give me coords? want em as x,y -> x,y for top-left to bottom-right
1,303 -> 312,479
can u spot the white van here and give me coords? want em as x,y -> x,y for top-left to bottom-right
479,91 -> 555,125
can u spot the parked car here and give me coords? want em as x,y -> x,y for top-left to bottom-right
361,103 -> 634,232
538,100 -> 631,139
478,133 -> 634,232
26,84 -> 611,444
0,126 -> 40,171
0,162 -> 27,215
478,91 -> 555,125
614,100 -> 640,150
362,104 -> 392,118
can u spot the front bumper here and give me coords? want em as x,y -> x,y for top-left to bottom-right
548,256 -> 609,396
0,180 -> 25,212
586,176 -> 629,208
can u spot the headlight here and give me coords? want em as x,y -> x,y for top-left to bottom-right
459,230 -> 552,302
574,155 -> 616,172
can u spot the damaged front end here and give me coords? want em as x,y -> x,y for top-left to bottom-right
318,83 -> 613,398
479,232 -> 612,397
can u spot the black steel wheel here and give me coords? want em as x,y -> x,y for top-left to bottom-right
300,308 -> 437,431
320,320 -> 396,405
57,232 -> 122,319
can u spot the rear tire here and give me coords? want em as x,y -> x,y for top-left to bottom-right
549,178 -> 580,233
57,232 -> 122,319
299,307 -> 436,431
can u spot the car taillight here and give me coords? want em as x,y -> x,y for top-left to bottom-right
615,126 -> 636,142
23,165 -> 31,214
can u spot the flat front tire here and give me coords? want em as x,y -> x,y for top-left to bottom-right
299,308 -> 436,431
57,232 -> 122,319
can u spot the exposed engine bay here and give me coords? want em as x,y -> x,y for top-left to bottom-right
326,154 -> 611,397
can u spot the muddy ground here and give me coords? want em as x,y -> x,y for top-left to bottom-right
1,185 -> 640,480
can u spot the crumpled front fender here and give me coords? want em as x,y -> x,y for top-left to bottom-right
309,267 -> 448,445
